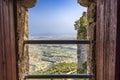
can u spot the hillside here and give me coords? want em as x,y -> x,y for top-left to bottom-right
28,36 -> 87,75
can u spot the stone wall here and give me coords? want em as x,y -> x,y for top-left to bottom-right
16,0 -> 96,79
16,2 -> 29,80
78,0 -> 96,80
16,0 -> 37,80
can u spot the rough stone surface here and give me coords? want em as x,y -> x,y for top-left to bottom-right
16,0 -> 96,79
18,0 -> 37,8
78,0 -> 96,80
78,0 -> 90,7
87,3 -> 96,80
16,3 -> 29,80
77,44 -> 87,70
78,0 -> 96,7
16,0 -> 37,80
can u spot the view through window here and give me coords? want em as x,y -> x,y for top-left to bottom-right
28,0 -> 88,79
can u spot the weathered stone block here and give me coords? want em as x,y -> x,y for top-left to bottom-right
78,0 -> 96,80
19,0 -> 37,8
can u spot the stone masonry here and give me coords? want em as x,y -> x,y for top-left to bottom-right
16,0 -> 96,80
16,0 -> 37,80
78,0 -> 96,80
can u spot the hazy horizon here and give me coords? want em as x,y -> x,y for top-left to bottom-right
28,0 -> 87,37
29,32 -> 77,37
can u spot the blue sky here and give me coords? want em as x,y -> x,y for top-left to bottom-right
28,0 -> 87,36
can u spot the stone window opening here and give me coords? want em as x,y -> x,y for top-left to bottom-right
16,0 -> 96,80
1,0 -> 119,80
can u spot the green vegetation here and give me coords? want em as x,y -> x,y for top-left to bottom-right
74,12 -> 88,73
29,43 -> 77,73
74,12 -> 88,39
77,61 -> 87,74
31,62 -> 77,74
29,36 -> 87,80
30,62 -> 86,80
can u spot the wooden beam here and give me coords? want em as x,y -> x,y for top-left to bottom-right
96,0 -> 117,80
115,0 -> 120,80
0,0 -> 17,80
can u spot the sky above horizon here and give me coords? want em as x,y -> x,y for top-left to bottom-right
28,0 -> 87,37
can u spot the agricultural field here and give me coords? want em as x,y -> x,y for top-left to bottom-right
28,36 -> 87,80
29,43 -> 77,73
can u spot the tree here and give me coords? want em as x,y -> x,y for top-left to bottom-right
74,12 -> 88,39
74,12 -> 88,73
